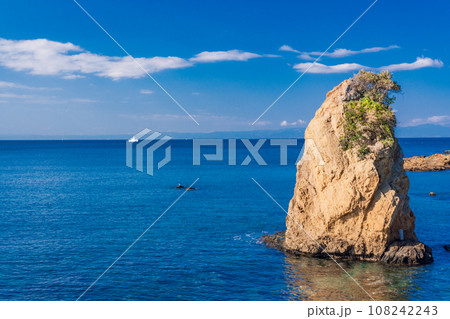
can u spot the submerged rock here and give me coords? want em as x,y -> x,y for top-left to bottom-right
403,154 -> 450,171
261,231 -> 285,250
263,73 -> 432,265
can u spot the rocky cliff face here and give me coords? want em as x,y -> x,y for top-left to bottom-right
266,78 -> 432,265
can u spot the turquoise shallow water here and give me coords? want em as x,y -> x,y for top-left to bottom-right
0,138 -> 449,300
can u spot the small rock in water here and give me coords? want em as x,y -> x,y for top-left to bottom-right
381,241 -> 433,265
404,154 -> 450,171
429,192 -> 436,196
444,245 -> 450,251
442,150 -> 450,154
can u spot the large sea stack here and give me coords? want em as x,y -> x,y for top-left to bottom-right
264,71 -> 433,265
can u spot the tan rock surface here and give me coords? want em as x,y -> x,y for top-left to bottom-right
404,154 -> 450,171
267,79 -> 432,265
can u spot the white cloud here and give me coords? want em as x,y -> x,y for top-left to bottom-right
380,57 -> 444,72
72,98 -> 98,103
62,74 -> 85,79
293,57 -> 443,74
0,81 -> 31,89
279,45 -> 300,53
0,38 -> 274,80
253,120 -> 271,126
118,113 -> 237,122
360,45 -> 400,54
263,54 -> 282,58
297,53 -> 317,61
140,89 -> 154,95
0,92 -> 98,104
0,93 -> 34,99
189,50 -> 261,63
0,80 -> 58,90
0,38 -> 192,80
280,119 -> 306,127
403,115 -> 450,127
298,45 -> 400,60
293,62 -> 364,74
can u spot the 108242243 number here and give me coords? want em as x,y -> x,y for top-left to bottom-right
368,305 -> 438,316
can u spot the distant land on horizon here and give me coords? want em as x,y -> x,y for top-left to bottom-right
0,125 -> 450,140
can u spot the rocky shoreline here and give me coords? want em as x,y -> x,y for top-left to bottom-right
261,232 -> 433,265
404,154 -> 450,171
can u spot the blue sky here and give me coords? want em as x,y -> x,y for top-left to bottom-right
0,0 -> 449,136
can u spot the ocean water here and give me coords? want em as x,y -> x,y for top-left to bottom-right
0,138 -> 449,301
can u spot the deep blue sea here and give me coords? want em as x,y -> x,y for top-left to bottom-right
0,138 -> 449,301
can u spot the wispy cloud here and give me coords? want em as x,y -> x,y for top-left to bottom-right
0,80 -> 59,90
279,45 -> 300,54
0,38 -> 271,80
253,120 -> 271,126
293,62 -> 364,74
189,50 -> 262,63
280,119 -> 306,127
72,98 -> 98,103
297,45 -> 400,60
118,113 -> 238,122
0,93 -> 34,99
293,57 -> 443,74
402,115 -> 450,127
62,74 -> 85,80
140,89 -> 154,95
0,81 -> 32,89
0,92 -> 97,104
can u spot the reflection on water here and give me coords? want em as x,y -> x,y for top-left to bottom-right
282,255 -> 427,301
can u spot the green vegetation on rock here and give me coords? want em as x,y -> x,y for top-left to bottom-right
340,70 -> 401,158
